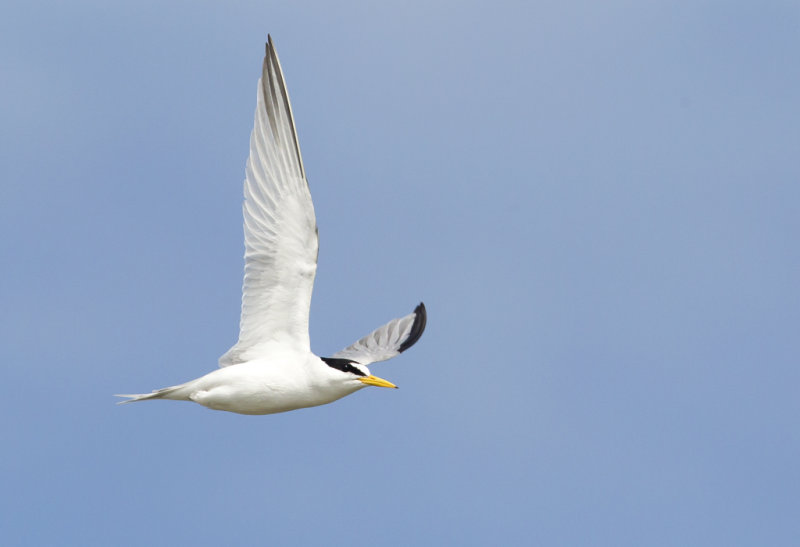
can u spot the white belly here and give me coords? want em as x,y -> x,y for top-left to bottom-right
185,359 -> 360,415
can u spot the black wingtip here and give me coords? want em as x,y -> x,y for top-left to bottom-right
398,302 -> 427,354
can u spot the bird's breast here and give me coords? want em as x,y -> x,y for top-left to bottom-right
189,359 -> 353,415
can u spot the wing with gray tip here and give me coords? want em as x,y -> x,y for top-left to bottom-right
332,303 -> 427,366
220,36 -> 318,366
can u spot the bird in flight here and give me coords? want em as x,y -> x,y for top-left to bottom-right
117,37 -> 426,415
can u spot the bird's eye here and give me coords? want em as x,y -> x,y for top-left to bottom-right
321,357 -> 365,376
346,364 -> 365,377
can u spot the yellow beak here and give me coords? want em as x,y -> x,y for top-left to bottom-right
358,375 -> 398,389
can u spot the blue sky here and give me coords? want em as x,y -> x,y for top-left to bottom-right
2,1 -> 799,545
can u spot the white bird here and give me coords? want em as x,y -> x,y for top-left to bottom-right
117,36 -> 426,415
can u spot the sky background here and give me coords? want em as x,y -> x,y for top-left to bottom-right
2,1 -> 799,545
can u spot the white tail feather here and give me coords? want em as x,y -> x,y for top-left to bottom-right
115,385 -> 185,405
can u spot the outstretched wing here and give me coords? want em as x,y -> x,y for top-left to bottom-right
220,36 -> 318,367
332,303 -> 427,365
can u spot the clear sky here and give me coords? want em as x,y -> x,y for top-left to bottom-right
2,1 -> 799,545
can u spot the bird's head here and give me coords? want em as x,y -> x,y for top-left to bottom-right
321,357 -> 397,389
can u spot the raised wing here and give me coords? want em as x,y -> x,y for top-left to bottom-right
332,303 -> 427,365
220,37 -> 318,367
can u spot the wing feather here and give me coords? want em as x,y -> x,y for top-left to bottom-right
220,37 -> 318,367
332,303 -> 427,365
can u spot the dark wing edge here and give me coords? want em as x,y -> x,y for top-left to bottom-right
263,35 -> 306,181
398,302 -> 427,353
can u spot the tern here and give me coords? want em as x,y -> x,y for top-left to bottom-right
117,37 -> 426,415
